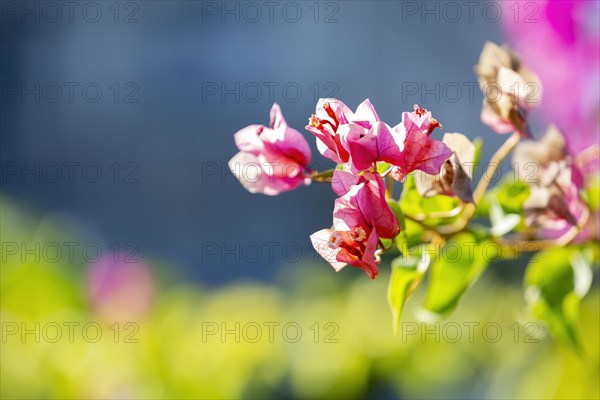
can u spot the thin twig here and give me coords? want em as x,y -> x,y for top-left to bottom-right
495,206 -> 590,253
311,169 -> 335,183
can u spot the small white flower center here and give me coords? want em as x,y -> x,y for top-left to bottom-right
353,227 -> 367,242
329,232 -> 343,248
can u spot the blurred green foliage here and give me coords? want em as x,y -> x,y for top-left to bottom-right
1,195 -> 599,399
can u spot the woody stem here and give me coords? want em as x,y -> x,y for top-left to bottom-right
473,131 -> 521,204
310,169 -> 335,183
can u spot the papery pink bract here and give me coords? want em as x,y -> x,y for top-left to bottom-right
389,105 -> 453,182
338,123 -> 378,171
475,42 -> 541,137
307,99 -> 382,169
308,101 -> 450,179
524,160 -> 585,233
311,171 -> 400,279
306,99 -> 353,164
310,227 -> 380,279
415,132 -> 476,203
229,103 -> 312,195
514,126 -> 588,237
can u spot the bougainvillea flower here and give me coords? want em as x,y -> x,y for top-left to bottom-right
311,171 -> 400,279
332,171 -> 400,238
524,160 -> 583,230
388,105 -> 453,182
414,132 -> 476,203
229,103 -> 312,195
513,125 -> 584,189
475,42 -> 542,136
513,126 -> 586,232
340,121 -> 406,172
306,98 -> 379,165
310,226 -> 380,279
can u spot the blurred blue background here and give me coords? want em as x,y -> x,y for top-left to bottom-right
1,1 -> 508,283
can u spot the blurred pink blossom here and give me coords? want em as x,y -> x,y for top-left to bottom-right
229,103 -> 312,195
502,0 -> 600,158
87,255 -> 155,322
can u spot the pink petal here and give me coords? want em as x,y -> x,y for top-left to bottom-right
390,108 -> 453,181
228,152 -> 305,196
352,99 -> 380,127
335,227 -> 380,279
261,125 -> 312,166
481,104 -> 514,134
233,125 -> 265,154
357,172 -> 400,239
332,170 -> 360,197
340,123 -> 378,171
316,139 -> 343,164
269,103 -> 287,130
376,121 -> 405,164
333,184 -> 367,231
310,229 -> 348,272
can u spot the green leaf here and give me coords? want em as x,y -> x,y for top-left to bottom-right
388,254 -> 429,334
424,233 -> 492,315
421,194 -> 460,217
400,174 -> 425,217
395,220 -> 423,251
525,248 -> 592,351
493,178 -> 531,214
489,197 -> 521,236
400,173 -> 461,227
386,199 -> 406,231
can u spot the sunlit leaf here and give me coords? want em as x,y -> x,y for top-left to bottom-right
386,199 -> 406,231
388,254 -> 430,334
376,162 -> 391,175
400,174 -> 425,217
424,233 -> 492,315
525,248 -> 592,351
489,197 -> 521,236
494,178 -> 531,214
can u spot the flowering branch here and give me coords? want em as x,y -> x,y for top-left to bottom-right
228,41 -> 598,343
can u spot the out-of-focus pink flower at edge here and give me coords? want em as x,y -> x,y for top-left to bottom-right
87,256 -> 155,322
229,103 -> 312,196
501,0 -> 600,159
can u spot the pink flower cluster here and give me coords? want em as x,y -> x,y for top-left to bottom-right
230,100 -> 452,278
306,100 -> 452,181
310,171 -> 399,279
